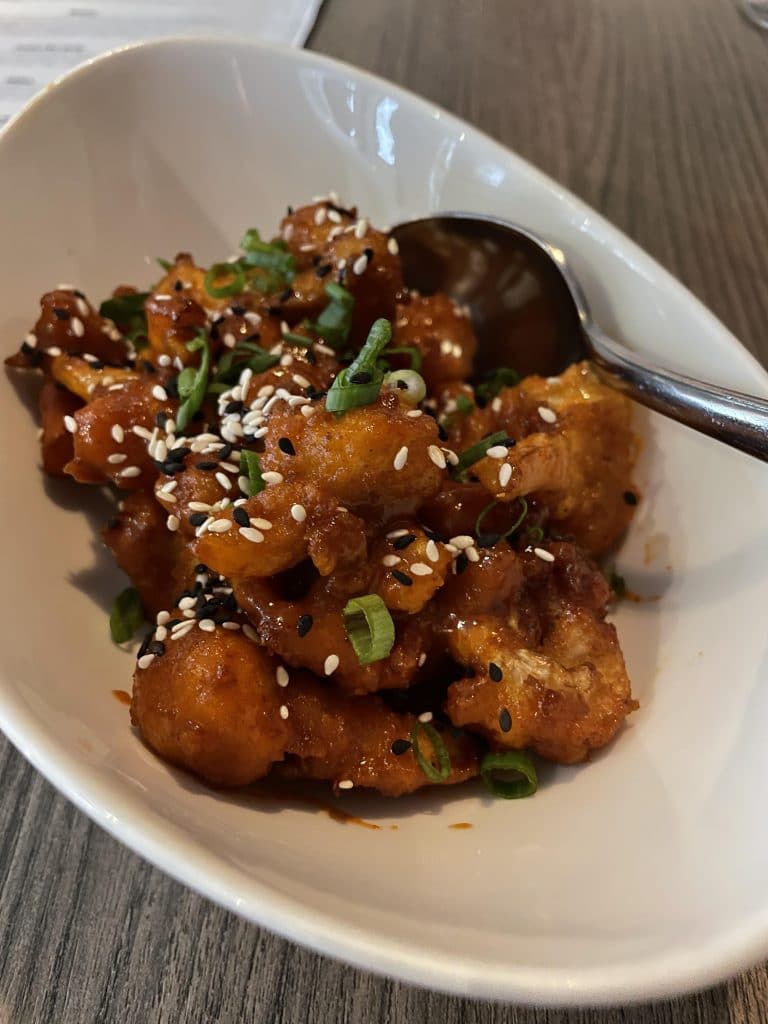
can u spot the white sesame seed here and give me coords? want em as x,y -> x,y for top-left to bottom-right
324,654 -> 340,676
393,446 -> 409,471
245,311 -> 262,326
243,624 -> 259,642
70,316 -> 84,338
165,514 -> 180,532
292,374 -> 311,388
353,218 -> 368,239
179,596 -> 197,610
300,404 -> 316,419
299,243 -> 315,252
137,654 -> 155,670
382,554 -> 401,567
315,343 -> 336,357
283,223 -> 294,241
160,480 -> 178,494
276,666 -> 290,687
314,206 -> 327,226
46,346 -> 62,357
406,409 -> 423,418
387,529 -> 409,539
279,353 -> 294,367
188,501 -> 212,512
63,415 -> 78,434
222,622 -> 241,631
119,466 -> 141,479
76,297 -> 89,318
427,445 -> 447,469
499,463 -> 513,488
425,540 -> 439,562
538,405 -> 557,424
239,527 -> 264,543
450,536 -> 475,552
352,254 -> 369,276
132,425 -> 153,440
279,704 -> 290,720
154,294 -> 172,301
171,621 -> 195,640
486,445 -> 508,459
157,354 -> 172,368
534,547 -> 555,562
106,453 -> 127,465
152,385 -> 168,402
444,449 -> 459,466
418,711 -> 433,723
182,607 -> 197,618
109,423 -> 125,444
157,610 -> 170,625
491,396 -> 503,413
215,471 -> 232,491
411,563 -> 433,576
238,475 -> 250,494
154,439 -> 168,462
262,471 -> 284,486
338,779 -> 354,790
208,518 -> 233,533
440,339 -> 453,356
417,652 -> 427,667
387,236 -> 400,255
290,504 -> 307,523
466,546 -> 480,563
198,619 -> 216,632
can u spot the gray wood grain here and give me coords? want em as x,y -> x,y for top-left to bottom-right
2,0 -> 767,1020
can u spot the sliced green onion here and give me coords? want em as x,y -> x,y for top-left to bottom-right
526,524 -> 544,544
110,586 -> 144,644
156,257 -> 173,271
410,722 -> 451,782
175,333 -> 211,433
480,750 -> 538,799
239,450 -> 265,496
453,431 -> 509,481
456,394 -> 474,415
382,345 -> 423,372
282,331 -> 313,348
204,262 -> 246,299
240,228 -> 295,280
99,292 -> 149,324
308,282 -> 355,350
475,367 -> 520,405
382,368 -> 426,406
343,594 -> 395,665
325,319 -> 392,414
475,497 -> 528,546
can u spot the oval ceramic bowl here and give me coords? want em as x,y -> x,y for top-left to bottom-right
1,37 -> 768,1008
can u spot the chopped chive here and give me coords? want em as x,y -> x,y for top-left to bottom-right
480,750 -> 537,799
109,586 -> 144,644
239,450 -> 265,496
474,497 -> 528,546
381,345 -> 423,372
453,431 -> 509,481
325,319 -> 392,414
175,332 -> 211,433
204,262 -> 246,299
410,721 -> 451,782
343,594 -> 396,665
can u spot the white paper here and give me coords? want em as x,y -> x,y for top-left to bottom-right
0,0 -> 322,126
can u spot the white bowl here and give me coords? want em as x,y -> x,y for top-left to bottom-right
2,37 -> 768,1008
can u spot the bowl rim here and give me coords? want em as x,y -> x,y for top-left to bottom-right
2,33 -> 768,1008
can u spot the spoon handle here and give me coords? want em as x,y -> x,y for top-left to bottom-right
585,324 -> 768,461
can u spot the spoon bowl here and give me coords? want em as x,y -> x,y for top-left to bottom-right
393,214 -> 768,461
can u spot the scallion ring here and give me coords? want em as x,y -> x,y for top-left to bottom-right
343,594 -> 395,665
381,368 -> 426,406
452,431 -> 509,481
110,586 -> 144,644
204,262 -> 246,299
382,345 -> 423,372
325,318 -> 392,414
175,333 -> 211,433
475,497 -> 528,547
480,750 -> 538,799
239,450 -> 265,496
410,721 -> 451,782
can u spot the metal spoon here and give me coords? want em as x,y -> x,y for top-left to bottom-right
392,214 -> 768,461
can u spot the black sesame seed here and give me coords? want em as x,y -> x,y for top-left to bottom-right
225,400 -> 244,415
305,349 -> 317,365
396,380 -> 408,390
502,437 -> 517,448
279,288 -> 293,302
278,437 -> 296,456
499,708 -> 512,733
52,307 -> 69,320
489,662 -> 503,682
312,254 -> 322,267
477,533 -> 500,549
391,738 -> 412,756
218,444 -> 234,460
246,332 -> 261,343
137,631 -> 153,659
233,507 -> 250,527
188,512 -> 208,527
212,315 -> 225,327
267,305 -> 282,317
148,640 -> 166,657
155,411 -> 168,429
160,461 -> 186,475
393,533 -> 416,550
140,359 -> 155,374
423,527 -> 445,543
174,280 -> 183,292
624,490 -> 638,506
165,376 -> 179,399
166,446 -> 190,463
230,304 -> 246,316
297,613 -> 314,637
363,247 -> 374,260
210,323 -> 220,341
455,552 -> 469,575
315,264 -> 332,279
437,423 -> 449,442
338,268 -> 347,286
195,461 -> 218,471
349,370 -> 372,385
286,205 -> 294,215
392,570 -> 413,587
194,563 -> 208,574
74,289 -> 85,299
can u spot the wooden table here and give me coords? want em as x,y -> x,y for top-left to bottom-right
2,1 -> 767,1020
